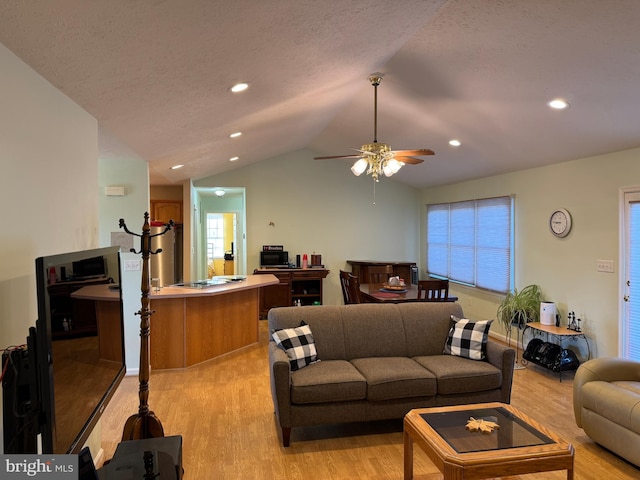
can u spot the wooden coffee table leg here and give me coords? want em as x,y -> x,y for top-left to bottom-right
403,429 -> 414,480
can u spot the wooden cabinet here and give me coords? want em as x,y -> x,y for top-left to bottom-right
347,260 -> 417,284
151,200 -> 182,224
254,268 -> 330,318
47,277 -> 111,339
224,260 -> 235,275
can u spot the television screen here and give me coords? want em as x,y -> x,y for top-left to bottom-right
71,255 -> 106,279
34,246 -> 126,454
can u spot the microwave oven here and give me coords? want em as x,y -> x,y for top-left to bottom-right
260,250 -> 289,267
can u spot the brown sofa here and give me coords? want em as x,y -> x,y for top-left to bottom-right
573,357 -> 640,467
268,302 -> 515,446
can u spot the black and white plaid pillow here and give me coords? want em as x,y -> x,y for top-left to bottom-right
443,316 -> 493,360
271,321 -> 319,371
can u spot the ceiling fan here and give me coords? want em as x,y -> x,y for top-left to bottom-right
314,73 -> 434,182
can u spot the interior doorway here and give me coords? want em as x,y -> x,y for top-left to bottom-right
195,186 -> 246,279
206,212 -> 237,277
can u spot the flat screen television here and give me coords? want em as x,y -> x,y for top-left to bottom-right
34,246 -> 126,454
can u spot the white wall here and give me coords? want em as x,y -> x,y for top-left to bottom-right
98,129 -> 150,375
194,149 -> 422,306
0,43 -> 99,349
0,43 -> 149,453
0,43 -> 99,452
422,147 -> 640,358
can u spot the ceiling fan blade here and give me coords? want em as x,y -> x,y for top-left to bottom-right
394,156 -> 425,165
392,149 -> 435,157
314,154 -> 361,160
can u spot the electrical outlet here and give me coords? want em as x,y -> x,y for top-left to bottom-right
596,259 -> 614,273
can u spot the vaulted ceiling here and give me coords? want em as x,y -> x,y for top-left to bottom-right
2,1 -> 640,187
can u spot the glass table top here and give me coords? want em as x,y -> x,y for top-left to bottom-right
420,406 -> 553,453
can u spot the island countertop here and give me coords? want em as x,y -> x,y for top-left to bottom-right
72,274 -> 279,369
72,274 -> 279,300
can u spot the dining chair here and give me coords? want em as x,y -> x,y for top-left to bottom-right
339,270 -> 362,304
417,279 -> 449,302
367,265 -> 394,284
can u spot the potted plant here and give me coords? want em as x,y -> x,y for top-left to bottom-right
496,284 -> 544,332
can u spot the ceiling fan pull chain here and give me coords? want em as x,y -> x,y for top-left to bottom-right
373,179 -> 377,205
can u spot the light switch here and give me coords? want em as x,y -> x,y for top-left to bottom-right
124,259 -> 141,271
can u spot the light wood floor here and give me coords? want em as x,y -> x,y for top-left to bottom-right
99,321 -> 640,479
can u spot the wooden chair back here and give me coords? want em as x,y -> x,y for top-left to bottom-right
417,279 -> 449,302
340,270 -> 361,304
368,265 -> 394,284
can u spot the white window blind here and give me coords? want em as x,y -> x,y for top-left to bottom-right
427,196 -> 513,293
626,201 -> 640,360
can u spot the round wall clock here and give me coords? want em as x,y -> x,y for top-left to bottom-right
549,208 -> 572,238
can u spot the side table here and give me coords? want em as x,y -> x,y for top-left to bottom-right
522,322 -> 590,380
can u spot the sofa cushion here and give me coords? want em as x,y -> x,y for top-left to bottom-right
402,302 -> 465,357
272,321 -> 319,371
350,357 -> 437,401
443,317 -> 492,360
290,360 -> 367,404
582,381 -> 640,435
342,305 -> 409,359
414,355 -> 502,395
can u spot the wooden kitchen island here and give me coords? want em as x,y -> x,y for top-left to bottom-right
73,274 -> 278,370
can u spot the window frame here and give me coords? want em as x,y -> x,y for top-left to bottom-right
426,195 -> 514,294
206,213 -> 225,262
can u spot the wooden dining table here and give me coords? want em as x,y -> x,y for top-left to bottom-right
359,283 -> 458,303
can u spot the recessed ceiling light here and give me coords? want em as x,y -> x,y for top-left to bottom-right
214,189 -> 226,197
449,139 -> 462,147
229,132 -> 242,138
547,98 -> 569,110
170,164 -> 184,170
229,156 -> 239,162
230,82 -> 249,93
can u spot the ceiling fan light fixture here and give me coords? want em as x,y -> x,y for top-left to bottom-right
313,73 -> 434,188
351,158 -> 368,176
383,159 -> 403,177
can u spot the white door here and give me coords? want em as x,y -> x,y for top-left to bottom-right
621,190 -> 640,360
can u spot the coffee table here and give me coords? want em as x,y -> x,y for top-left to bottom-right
403,402 -> 574,480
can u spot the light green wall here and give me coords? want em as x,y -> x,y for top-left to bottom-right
195,149 -> 422,306
99,130 -> 150,248
423,147 -> 640,358
197,144 -> 639,358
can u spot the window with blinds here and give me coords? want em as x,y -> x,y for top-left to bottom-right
426,196 -> 513,293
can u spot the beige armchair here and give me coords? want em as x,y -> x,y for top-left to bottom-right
573,357 -> 640,467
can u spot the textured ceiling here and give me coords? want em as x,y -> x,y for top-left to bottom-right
1,0 -> 640,187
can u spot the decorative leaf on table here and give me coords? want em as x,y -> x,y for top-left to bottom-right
465,417 -> 500,434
